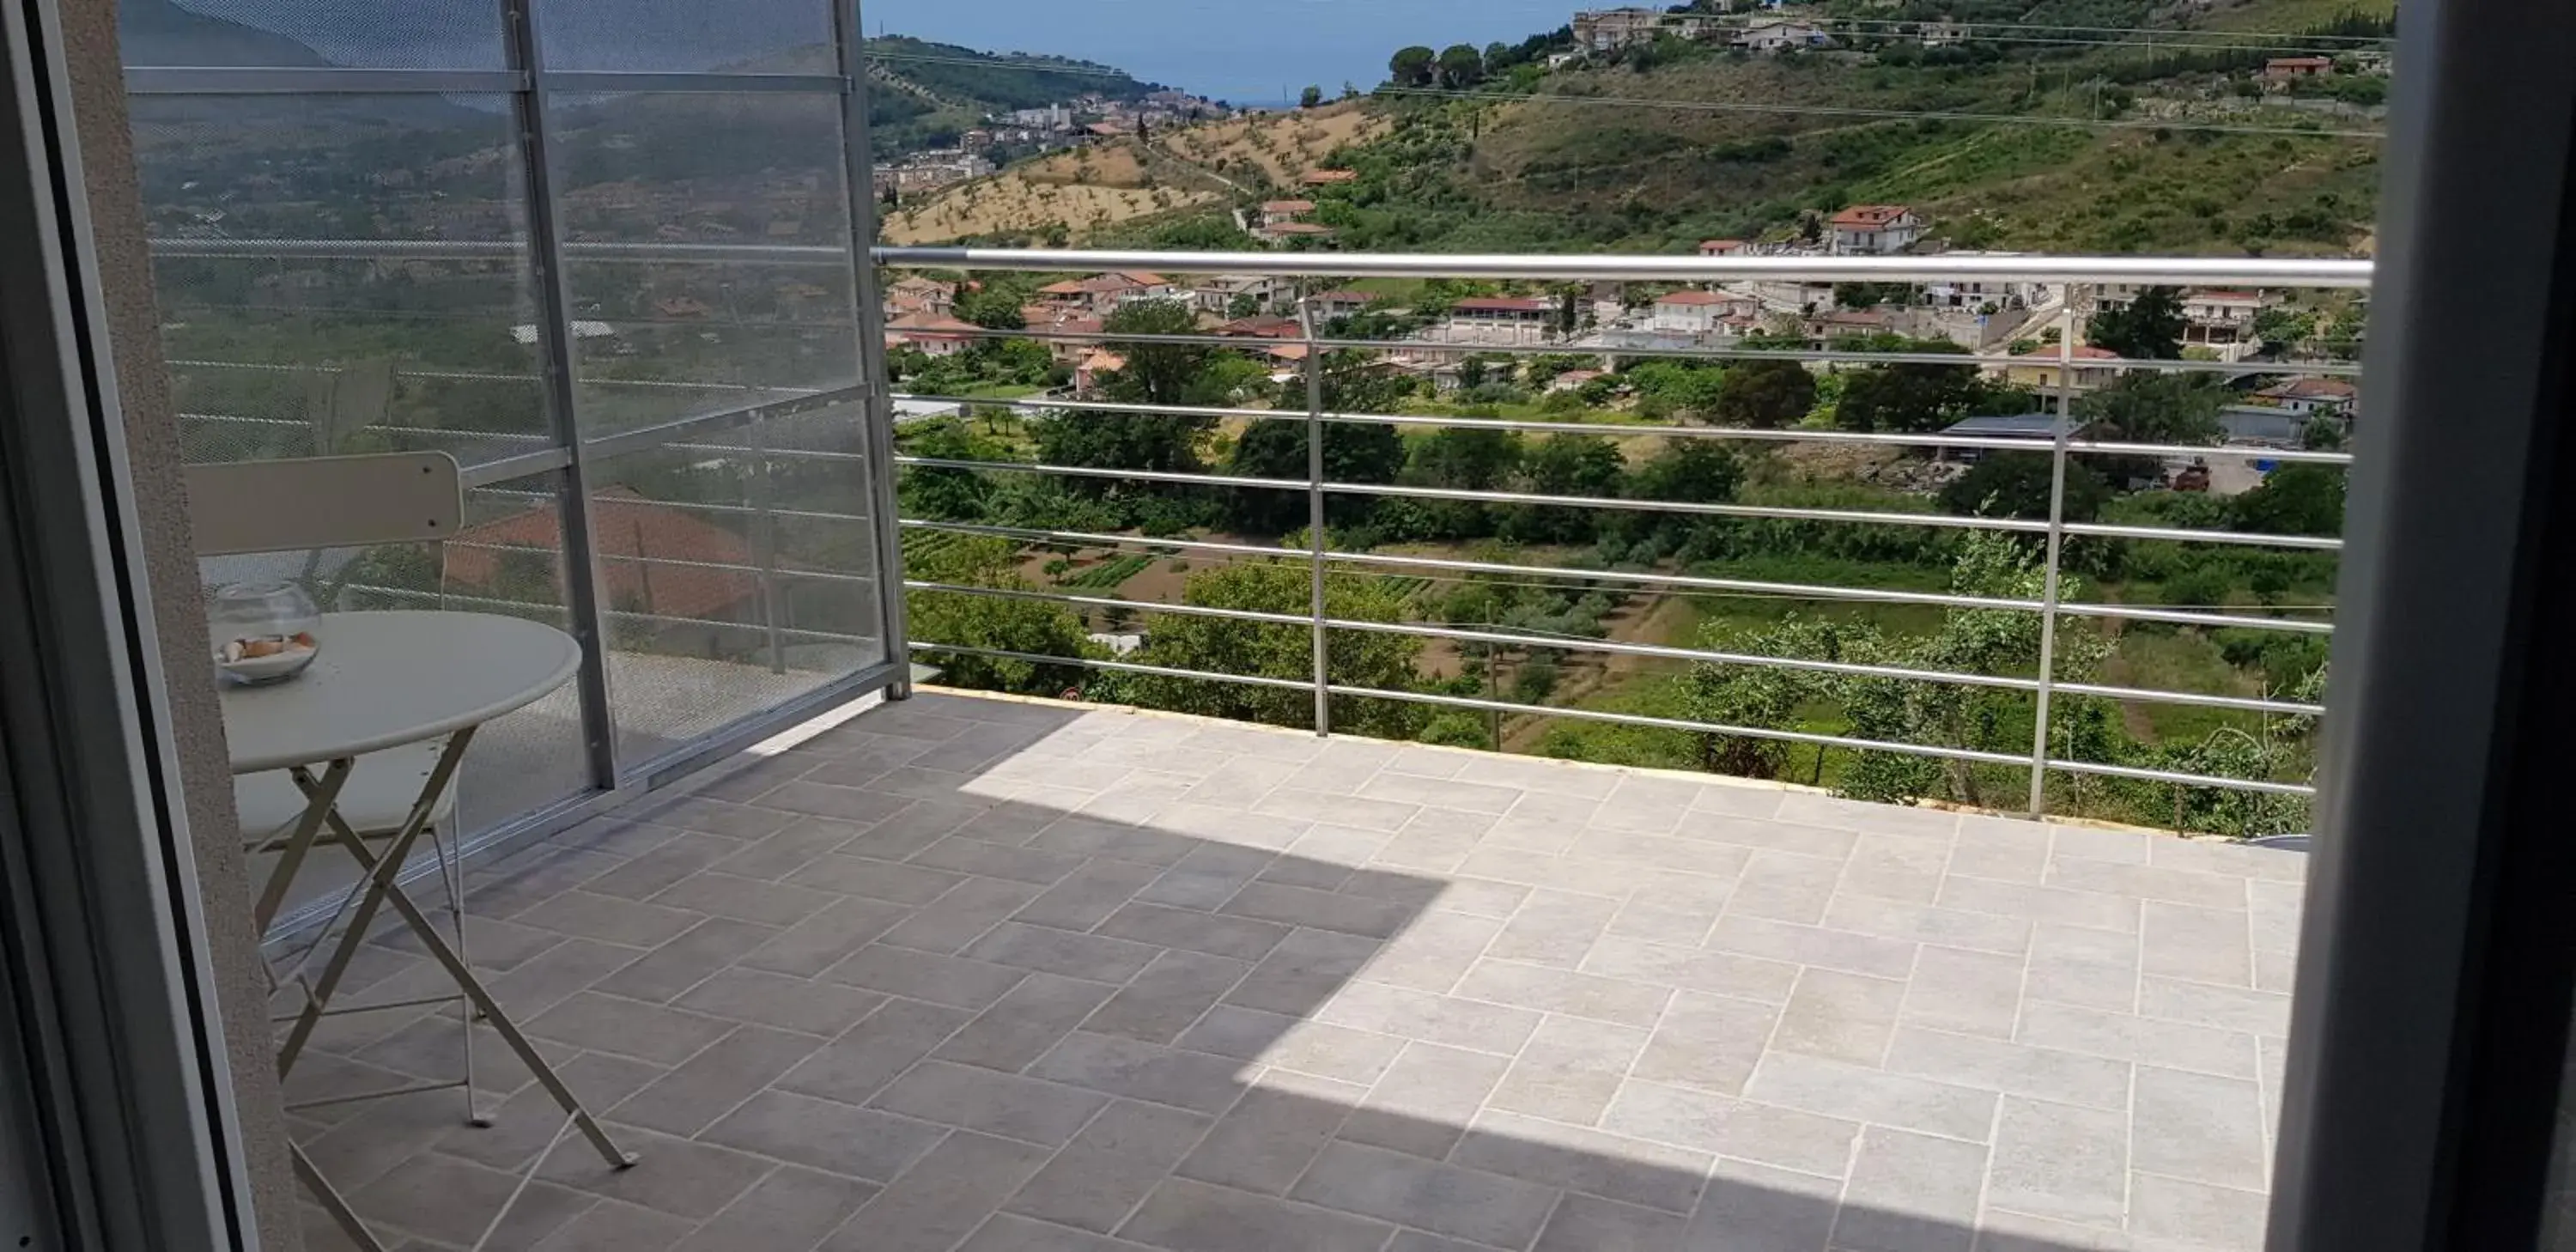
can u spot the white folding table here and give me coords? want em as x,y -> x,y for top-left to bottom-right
222,611 -> 633,1250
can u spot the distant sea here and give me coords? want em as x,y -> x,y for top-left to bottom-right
862,0 -> 1574,104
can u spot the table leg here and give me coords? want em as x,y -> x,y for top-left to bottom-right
287,743 -> 636,1173
291,1143 -> 389,1252
273,732 -> 474,1078
251,757 -> 353,935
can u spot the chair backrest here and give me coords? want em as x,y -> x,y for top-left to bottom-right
185,452 -> 463,557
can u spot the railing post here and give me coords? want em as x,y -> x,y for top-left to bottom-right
836,0 -> 912,700
502,0 -> 619,790
1298,292 -> 1330,737
2026,288 -> 2081,816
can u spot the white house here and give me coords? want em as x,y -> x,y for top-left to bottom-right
1649,289 -> 1760,334
1735,18 -> 1832,52
1828,204 -> 1924,255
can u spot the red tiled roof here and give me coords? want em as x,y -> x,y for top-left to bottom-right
1698,239 -> 1745,253
1829,204 -> 1913,228
449,489 -> 773,623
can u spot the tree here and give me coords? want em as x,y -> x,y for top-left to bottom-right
1127,561 -> 1426,738
1299,85 -> 1324,109
2251,306 -> 2313,357
1683,617 -> 1873,782
1033,300 -> 1221,480
954,285 -> 1027,331
1505,435 -> 1625,543
2087,286 -> 2186,360
2233,465 -> 2347,536
2075,371 -> 2225,445
1224,352 -> 1412,532
1832,355 -> 1986,434
1938,452 -> 2110,522
1388,46 -> 1437,88
1630,438 -> 1743,506
896,418 -> 1013,521
1713,358 -> 1817,429
905,535 -> 1096,697
1437,44 -> 1486,88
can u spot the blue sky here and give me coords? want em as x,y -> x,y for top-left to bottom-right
860,0 -> 1572,102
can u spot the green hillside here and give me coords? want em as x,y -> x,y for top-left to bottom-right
1121,0 -> 2392,256
865,37 -> 1163,157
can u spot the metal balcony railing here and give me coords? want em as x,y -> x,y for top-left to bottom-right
876,246 -> 2370,817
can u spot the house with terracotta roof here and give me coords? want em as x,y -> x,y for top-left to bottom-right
884,313 -> 981,357
1255,222 -> 1336,244
1259,200 -> 1316,228
1698,239 -> 1747,257
447,489 -> 790,655
1192,274 -> 1287,316
1650,289 -> 1759,333
1309,289 -> 1374,319
1828,204 -> 1923,255
2254,376 -> 2360,416
2264,56 -> 2334,81
1036,271 -> 1178,314
2002,342 -> 2123,391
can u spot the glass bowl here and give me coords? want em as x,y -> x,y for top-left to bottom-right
209,581 -> 320,685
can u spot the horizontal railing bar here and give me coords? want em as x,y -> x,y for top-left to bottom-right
541,71 -> 848,94
2062,520 -> 2343,551
876,246 -> 2375,289
894,454 -> 1303,491
459,447 -> 575,487
447,540 -> 880,587
347,583 -> 879,645
895,392 -> 1251,425
471,486 -> 872,526
2052,681 -> 2324,715
126,66 -> 526,94
1323,480 -> 2049,532
905,580 -> 1309,625
897,519 -> 1310,561
2045,756 -> 2318,797
2058,600 -> 2334,634
896,520 -> 2334,635
1324,684 -> 2033,767
2071,438 -> 2354,466
148,238 -> 849,265
907,641 -> 1314,691
1321,546 -> 2029,611
1334,617 -> 2040,692
579,383 -> 869,462
897,325 -> 2364,378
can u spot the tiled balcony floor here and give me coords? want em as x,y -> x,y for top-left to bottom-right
286,690 -> 2304,1252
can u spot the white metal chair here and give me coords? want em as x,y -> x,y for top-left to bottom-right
186,451 -> 490,1110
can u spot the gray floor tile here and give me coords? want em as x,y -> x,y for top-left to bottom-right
2132,1065 -> 2267,1188
1014,861 -> 1168,932
1084,951 -> 1253,1046
776,997 -> 975,1104
818,1130 -> 1054,1252
1832,1127 -> 1988,1252
824,944 -> 1030,1011
1599,1079 -> 1859,1176
939,973 -> 1124,1072
1030,1032 -> 1246,1114
881,877 -> 1050,954
1771,968 -> 1908,1066
732,896 -> 914,978
608,1024 -> 823,1136
672,966 -> 886,1037
533,1124 -> 774,1220
1314,982 -> 1541,1055
1451,959 -> 1671,1029
1288,1140 -> 1559,1249
1899,944 -> 2026,1040
1118,1176 -> 1394,1252
1005,1100 -> 1212,1234
595,917 -> 781,1002
1534,1191 -> 1689,1252
1631,990 -> 1778,1097
524,992 -> 733,1066
1985,1095 -> 2128,1227
963,921 -> 1164,983
872,1060 -> 1114,1147
2129,1172 -> 2269,1249
1743,1051 -> 1996,1143
700,1088 -> 948,1182
530,1198 -> 694,1252
1175,1080 -> 1356,1194
1335,1042 -> 1510,1160
667,1166 -> 880,1252
1486,1015 -> 1650,1124
1452,1109 -> 1711,1214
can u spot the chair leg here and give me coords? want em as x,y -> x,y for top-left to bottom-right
428,816 -> 489,1126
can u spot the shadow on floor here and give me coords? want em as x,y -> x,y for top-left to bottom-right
284,691 -> 2178,1252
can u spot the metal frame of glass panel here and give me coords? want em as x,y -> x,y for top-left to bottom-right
124,0 -> 909,902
